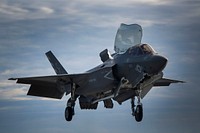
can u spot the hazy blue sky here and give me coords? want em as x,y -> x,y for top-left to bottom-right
0,0 -> 200,133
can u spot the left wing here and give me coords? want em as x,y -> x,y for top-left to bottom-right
153,78 -> 185,86
9,73 -> 90,99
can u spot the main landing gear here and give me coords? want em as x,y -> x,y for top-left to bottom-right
131,97 -> 143,122
65,99 -> 75,121
65,83 -> 76,122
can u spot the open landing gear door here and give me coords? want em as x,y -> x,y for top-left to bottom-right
114,23 -> 142,54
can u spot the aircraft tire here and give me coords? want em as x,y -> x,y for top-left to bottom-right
135,105 -> 143,122
65,107 -> 73,121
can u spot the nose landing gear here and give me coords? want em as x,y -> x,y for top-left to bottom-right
135,104 -> 143,122
131,97 -> 143,122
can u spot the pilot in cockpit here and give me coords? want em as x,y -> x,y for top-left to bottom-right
140,44 -> 156,55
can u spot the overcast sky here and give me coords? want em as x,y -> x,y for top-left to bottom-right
0,0 -> 200,133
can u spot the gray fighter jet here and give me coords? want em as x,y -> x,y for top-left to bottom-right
9,23 -> 184,122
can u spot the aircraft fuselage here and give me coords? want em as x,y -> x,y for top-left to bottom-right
76,44 -> 168,105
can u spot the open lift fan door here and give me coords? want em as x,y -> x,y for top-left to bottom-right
114,23 -> 143,54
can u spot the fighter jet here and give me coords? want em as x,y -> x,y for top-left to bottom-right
9,23 -> 184,122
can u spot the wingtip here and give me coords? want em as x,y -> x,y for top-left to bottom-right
8,78 -> 17,80
177,80 -> 186,83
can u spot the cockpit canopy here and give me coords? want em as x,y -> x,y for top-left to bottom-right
127,44 -> 157,56
114,24 -> 142,54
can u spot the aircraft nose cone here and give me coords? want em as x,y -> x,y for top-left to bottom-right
148,55 -> 168,74
155,55 -> 168,71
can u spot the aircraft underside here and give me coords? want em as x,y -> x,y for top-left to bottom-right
65,76 -> 145,122
64,71 -> 169,122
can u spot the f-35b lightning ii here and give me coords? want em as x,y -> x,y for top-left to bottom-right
9,23 -> 184,122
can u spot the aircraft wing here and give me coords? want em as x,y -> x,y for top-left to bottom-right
9,73 -> 90,99
140,78 -> 185,99
153,78 -> 185,86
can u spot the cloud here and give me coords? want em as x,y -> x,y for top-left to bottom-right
0,79 -> 61,101
0,86 -> 31,100
0,80 -> 16,87
0,3 -> 28,22
0,3 -> 28,15
1,69 -> 23,76
0,106 -> 22,111
0,0 -> 195,29
0,2 -> 56,22
39,7 -> 54,14
69,0 -> 172,8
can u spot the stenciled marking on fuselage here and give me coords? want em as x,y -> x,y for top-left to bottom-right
88,78 -> 96,83
104,70 -> 114,80
135,64 -> 143,73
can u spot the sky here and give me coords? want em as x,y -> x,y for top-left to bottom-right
0,0 -> 200,133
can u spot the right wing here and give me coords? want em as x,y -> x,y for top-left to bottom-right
141,77 -> 185,99
153,78 -> 185,86
9,73 -> 89,99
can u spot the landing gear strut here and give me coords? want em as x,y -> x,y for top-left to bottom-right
131,96 -> 143,122
65,83 -> 76,122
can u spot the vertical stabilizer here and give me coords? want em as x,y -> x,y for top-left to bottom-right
45,51 -> 68,74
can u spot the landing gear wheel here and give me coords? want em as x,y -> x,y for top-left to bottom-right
65,107 -> 73,121
65,83 -> 77,122
135,105 -> 143,122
